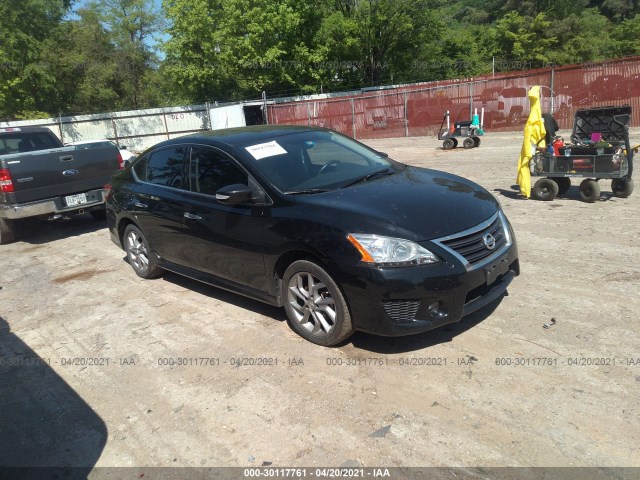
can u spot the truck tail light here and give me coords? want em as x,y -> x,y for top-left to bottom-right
103,183 -> 113,201
117,151 -> 124,170
0,168 -> 14,193
498,101 -> 505,110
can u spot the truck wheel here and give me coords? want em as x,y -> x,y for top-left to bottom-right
472,137 -> 481,147
611,178 -> 634,198
463,138 -> 474,149
452,138 -> 458,148
532,178 -> 559,201
0,218 -> 17,245
442,139 -> 455,150
555,177 -> 571,195
283,260 -> 354,346
123,224 -> 163,279
579,179 -> 600,203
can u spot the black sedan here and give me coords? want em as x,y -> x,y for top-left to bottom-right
106,126 -> 519,346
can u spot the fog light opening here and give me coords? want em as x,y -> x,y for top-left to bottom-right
427,302 -> 448,320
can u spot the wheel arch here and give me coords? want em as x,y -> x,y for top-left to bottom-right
117,216 -> 138,247
272,249 -> 333,306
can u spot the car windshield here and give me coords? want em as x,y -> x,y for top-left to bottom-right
239,130 -> 400,193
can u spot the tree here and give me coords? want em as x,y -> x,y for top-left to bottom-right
39,6 -> 121,115
546,9 -> 614,65
163,0 -> 328,102
491,11 -> 557,69
0,0 -> 74,118
611,14 -> 640,55
87,0 -> 165,109
316,0 -> 443,86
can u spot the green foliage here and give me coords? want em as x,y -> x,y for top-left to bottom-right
163,0 -> 328,101
0,0 -> 73,117
492,11 -> 557,67
2,0 -> 640,118
546,9 -> 615,64
611,14 -> 640,55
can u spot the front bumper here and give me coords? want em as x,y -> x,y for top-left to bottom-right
0,189 -> 106,220
337,242 -> 519,337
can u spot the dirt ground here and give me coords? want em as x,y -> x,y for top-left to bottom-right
1,130 -> 639,477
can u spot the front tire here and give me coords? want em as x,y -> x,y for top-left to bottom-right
283,260 -> 353,346
532,178 -> 558,201
463,137 -> 474,149
442,138 -> 455,150
123,224 -> 162,279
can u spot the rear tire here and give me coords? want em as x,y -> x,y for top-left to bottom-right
472,137 -> 481,147
283,260 -> 353,346
532,178 -> 559,201
555,177 -> 571,195
123,224 -> 163,279
611,178 -> 634,198
0,218 -> 17,245
463,137 -> 474,149
579,179 -> 600,203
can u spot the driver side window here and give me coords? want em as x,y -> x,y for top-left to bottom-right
189,147 -> 248,196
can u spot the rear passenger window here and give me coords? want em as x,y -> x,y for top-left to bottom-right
189,147 -> 248,196
133,155 -> 149,180
147,146 -> 187,188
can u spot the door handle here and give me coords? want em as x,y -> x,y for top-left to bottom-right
134,202 -> 148,209
183,212 -> 202,220
60,155 -> 74,162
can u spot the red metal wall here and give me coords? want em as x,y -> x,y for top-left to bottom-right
267,56 -> 640,139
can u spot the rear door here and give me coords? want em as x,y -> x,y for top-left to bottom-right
128,145 -> 190,264
180,145 -> 269,292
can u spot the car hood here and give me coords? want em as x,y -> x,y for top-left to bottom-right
296,166 -> 500,242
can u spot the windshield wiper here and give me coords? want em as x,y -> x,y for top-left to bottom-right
283,188 -> 330,195
340,168 -> 395,189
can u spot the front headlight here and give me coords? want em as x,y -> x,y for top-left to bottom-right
347,234 -> 439,266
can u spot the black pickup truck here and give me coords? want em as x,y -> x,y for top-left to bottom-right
0,126 -> 122,243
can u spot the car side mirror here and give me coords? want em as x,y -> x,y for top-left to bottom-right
215,184 -> 253,205
120,145 -> 128,150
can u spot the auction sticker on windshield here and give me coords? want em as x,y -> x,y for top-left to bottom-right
245,141 -> 287,160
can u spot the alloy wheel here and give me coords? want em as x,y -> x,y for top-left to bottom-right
287,272 -> 337,337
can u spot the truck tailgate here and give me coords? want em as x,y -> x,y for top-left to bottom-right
2,145 -> 119,204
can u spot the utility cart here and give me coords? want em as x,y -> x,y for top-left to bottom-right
530,106 -> 634,202
438,110 -> 484,150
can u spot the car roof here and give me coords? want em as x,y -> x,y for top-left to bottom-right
153,125 -> 325,150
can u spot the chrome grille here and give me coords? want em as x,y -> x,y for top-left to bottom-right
434,213 -> 510,269
382,300 -> 420,322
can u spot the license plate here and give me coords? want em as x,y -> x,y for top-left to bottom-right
484,255 -> 510,286
65,193 -> 88,207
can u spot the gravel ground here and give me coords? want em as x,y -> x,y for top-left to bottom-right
1,130 -> 639,477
